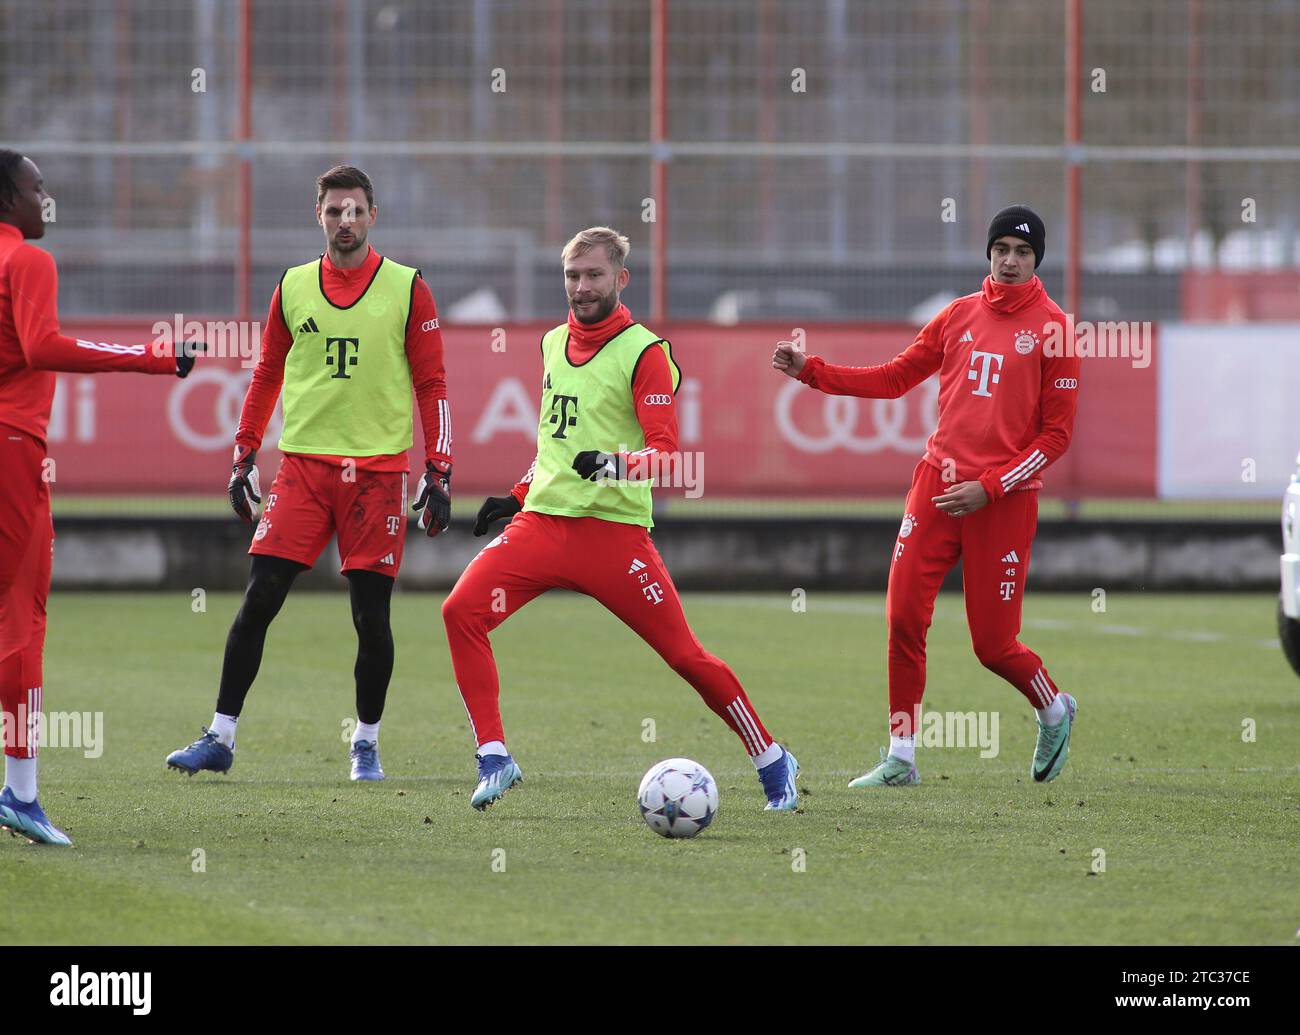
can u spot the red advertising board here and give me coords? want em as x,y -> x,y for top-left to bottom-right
51,319 -> 1156,499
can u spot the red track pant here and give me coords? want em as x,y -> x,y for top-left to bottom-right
441,509 -> 774,756
886,460 -> 1060,737
0,432 -> 51,760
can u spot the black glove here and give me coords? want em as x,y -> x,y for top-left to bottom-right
176,340 -> 205,379
473,495 -> 522,537
412,461 -> 452,537
572,450 -> 625,482
228,445 -> 261,522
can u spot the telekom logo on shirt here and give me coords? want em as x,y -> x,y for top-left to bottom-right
967,350 -> 1004,397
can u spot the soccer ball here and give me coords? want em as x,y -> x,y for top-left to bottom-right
637,758 -> 719,839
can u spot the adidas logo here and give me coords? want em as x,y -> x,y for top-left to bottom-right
296,316 -> 320,334
1001,550 -> 1020,563
380,552 -> 395,566
1014,222 -> 1031,233
627,558 -> 647,574
543,372 -> 552,389
959,329 -> 974,342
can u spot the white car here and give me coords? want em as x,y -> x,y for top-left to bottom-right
1280,451 -> 1300,677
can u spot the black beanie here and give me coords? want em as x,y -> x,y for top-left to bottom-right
986,205 -> 1045,268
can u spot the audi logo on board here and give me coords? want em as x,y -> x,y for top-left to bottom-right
165,369 -> 940,457
774,378 -> 939,454
168,368 -> 283,451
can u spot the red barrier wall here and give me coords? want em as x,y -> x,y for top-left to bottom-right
51,320 -> 1156,498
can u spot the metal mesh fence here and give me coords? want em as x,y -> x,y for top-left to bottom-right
3,0 -> 1297,320
2,0 -> 1296,522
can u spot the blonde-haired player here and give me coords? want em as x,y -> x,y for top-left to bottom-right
442,227 -> 799,811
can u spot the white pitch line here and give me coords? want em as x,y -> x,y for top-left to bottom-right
139,765 -> 1300,780
79,763 -> 1300,787
687,594 -> 1281,650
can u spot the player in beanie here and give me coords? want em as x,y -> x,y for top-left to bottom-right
772,203 -> 1081,787
985,205 -> 1045,268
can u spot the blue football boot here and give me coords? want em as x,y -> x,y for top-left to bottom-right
166,727 -> 234,776
470,752 -> 523,811
349,739 -> 385,782
0,786 -> 73,845
758,747 -> 800,810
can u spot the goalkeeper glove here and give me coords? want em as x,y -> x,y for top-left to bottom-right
176,340 -> 205,379
572,450 -> 625,482
228,445 -> 262,522
412,461 -> 452,537
472,494 -> 522,537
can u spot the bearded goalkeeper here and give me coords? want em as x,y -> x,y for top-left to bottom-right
166,165 -> 452,783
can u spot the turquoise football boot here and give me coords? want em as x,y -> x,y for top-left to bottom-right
848,747 -> 921,787
1032,693 -> 1077,783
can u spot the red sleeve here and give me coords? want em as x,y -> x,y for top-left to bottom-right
620,344 -> 678,481
234,284 -> 293,452
977,350 -> 1081,503
797,310 -> 946,399
405,275 -> 451,468
9,245 -> 174,375
510,456 -> 536,505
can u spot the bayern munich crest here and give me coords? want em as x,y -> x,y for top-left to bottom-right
1014,329 -> 1040,355
900,513 -> 917,538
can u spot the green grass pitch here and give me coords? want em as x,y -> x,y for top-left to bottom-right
2,590 -> 1297,945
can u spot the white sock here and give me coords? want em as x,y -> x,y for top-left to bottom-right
752,742 -> 783,769
477,740 -> 508,758
889,735 -> 915,764
4,756 -> 37,803
352,721 -> 380,747
1036,694 -> 1066,726
209,713 -> 238,749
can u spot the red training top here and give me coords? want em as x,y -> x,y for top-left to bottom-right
797,275 -> 1081,501
235,245 -> 451,473
511,302 -> 678,503
0,223 -> 176,448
